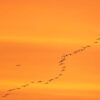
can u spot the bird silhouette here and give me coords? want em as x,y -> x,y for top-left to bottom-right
37,80 -> 43,83
61,69 -> 65,72
94,41 -> 99,44
16,88 -> 21,90
59,63 -> 64,66
64,54 -> 69,57
16,64 -> 21,66
44,82 -> 49,84
68,53 -> 72,56
73,49 -> 81,54
2,93 -> 10,97
86,45 -> 91,47
48,79 -> 54,82
82,46 -> 87,49
96,38 -> 100,40
55,77 -> 59,79
58,73 -> 63,76
80,48 -> 85,51
8,89 -> 16,92
22,84 -> 29,87
59,58 -> 66,63
30,81 -> 34,83
62,66 -> 66,68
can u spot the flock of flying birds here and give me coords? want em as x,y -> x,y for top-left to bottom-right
1,37 -> 100,98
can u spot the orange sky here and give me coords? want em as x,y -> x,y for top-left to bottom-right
0,0 -> 100,100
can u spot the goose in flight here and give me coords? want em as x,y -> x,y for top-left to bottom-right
16,64 -> 21,66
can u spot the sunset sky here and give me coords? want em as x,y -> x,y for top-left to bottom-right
0,0 -> 100,100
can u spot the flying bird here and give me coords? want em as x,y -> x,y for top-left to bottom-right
59,63 -> 64,66
16,88 -> 21,90
62,66 -> 66,68
48,79 -> 54,82
96,38 -> 100,40
94,41 -> 99,44
58,73 -> 63,76
44,82 -> 49,84
8,89 -> 16,92
37,80 -> 43,83
68,53 -> 72,56
30,81 -> 34,84
22,84 -> 29,87
61,69 -> 65,72
2,93 -> 10,97
55,77 -> 59,79
59,58 -> 66,63
16,64 -> 21,67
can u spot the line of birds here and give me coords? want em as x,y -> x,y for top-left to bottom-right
1,37 -> 100,98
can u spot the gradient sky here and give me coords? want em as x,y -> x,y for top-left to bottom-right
0,0 -> 100,100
